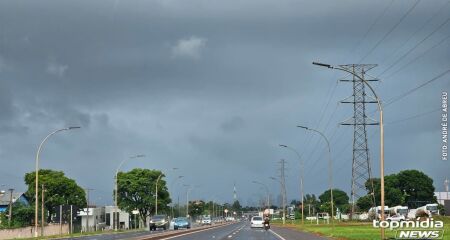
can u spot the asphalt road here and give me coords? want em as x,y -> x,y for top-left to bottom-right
52,222 -> 327,240
164,222 -> 327,240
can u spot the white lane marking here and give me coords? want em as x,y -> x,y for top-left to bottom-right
269,229 -> 287,240
158,223 -> 238,240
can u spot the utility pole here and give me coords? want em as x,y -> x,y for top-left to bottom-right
155,174 -> 162,215
85,188 -> 93,233
41,184 -> 45,237
339,64 -> 378,216
70,205 -> 73,234
313,62 -> 384,239
8,188 -> 13,226
276,159 -> 287,225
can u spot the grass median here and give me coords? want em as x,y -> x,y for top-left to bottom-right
273,216 -> 450,240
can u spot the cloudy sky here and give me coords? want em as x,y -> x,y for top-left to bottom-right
0,0 -> 449,207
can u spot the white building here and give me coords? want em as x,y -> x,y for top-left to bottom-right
434,192 -> 450,205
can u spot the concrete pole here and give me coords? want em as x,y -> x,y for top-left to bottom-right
8,188 -> 13,226
34,127 -> 80,237
155,174 -> 162,215
70,205 -> 73,234
59,205 -> 62,235
41,184 -> 45,237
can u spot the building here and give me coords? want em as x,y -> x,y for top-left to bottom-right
0,192 -> 29,213
434,192 -> 450,205
78,206 -> 137,231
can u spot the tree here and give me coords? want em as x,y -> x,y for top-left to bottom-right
363,170 -> 435,208
303,194 -> 319,215
396,170 -> 435,206
232,200 -> 242,212
356,195 -> 373,211
24,169 -> 87,222
0,202 -> 34,229
319,189 -> 349,207
117,168 -> 171,225
189,200 -> 205,217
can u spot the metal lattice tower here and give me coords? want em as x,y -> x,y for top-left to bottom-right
339,64 -> 378,214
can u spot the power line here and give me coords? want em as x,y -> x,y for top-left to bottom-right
385,68 -> 450,107
376,1 -> 450,75
350,0 -> 395,54
384,33 -> 450,79
385,107 -> 440,125
358,0 -> 421,63
378,14 -> 450,77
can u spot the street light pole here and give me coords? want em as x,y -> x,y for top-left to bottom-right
34,127 -> 80,237
297,126 -> 334,228
114,154 -> 145,231
312,61 -> 385,239
155,174 -> 163,215
279,144 -> 304,225
251,181 -> 270,208
184,185 -> 193,218
170,176 -> 184,218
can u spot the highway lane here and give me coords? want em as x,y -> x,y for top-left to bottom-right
163,222 -> 329,240
164,222 -> 279,240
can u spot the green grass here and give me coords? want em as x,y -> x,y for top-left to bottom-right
273,216 -> 450,240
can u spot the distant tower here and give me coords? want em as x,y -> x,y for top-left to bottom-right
233,182 -> 237,202
340,64 -> 378,215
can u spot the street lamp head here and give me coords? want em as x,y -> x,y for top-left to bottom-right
67,126 -> 81,130
312,62 -> 333,68
269,177 -> 276,180
178,175 -> 184,179
279,144 -> 288,148
130,154 -> 145,159
297,125 -> 309,130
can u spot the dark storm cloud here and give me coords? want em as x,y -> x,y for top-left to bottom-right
0,0 -> 449,205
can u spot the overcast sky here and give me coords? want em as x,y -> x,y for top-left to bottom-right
0,0 -> 449,207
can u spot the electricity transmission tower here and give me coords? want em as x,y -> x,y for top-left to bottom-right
339,64 -> 378,215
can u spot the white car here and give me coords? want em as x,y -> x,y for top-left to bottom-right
386,214 -> 406,222
201,216 -> 212,225
250,216 -> 264,228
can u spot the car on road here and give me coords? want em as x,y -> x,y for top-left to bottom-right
250,216 -> 264,228
174,217 -> 191,230
201,216 -> 212,225
386,214 -> 406,222
149,215 -> 169,231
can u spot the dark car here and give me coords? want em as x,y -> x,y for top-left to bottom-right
149,215 -> 169,231
173,217 -> 191,230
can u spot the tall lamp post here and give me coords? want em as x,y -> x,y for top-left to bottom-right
114,154 -> 145,231
170,176 -> 184,218
251,181 -> 270,208
297,125 -> 334,228
183,185 -> 193,218
279,144 -> 304,225
155,173 -> 163,215
270,177 -> 286,225
34,127 -> 80,237
312,61 -> 384,239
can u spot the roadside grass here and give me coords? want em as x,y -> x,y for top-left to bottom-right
273,216 -> 450,240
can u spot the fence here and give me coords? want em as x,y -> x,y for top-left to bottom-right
0,224 -> 69,239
